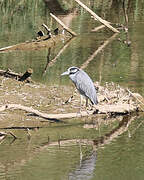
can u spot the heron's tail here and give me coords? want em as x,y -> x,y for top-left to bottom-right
91,97 -> 98,105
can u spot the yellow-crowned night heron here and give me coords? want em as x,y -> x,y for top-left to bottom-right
61,67 -> 98,106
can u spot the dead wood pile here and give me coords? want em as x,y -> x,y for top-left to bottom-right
95,82 -> 142,114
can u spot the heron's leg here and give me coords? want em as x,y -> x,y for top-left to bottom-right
86,98 -> 93,112
80,95 -> 84,108
86,97 -> 88,107
79,95 -> 86,113
77,95 -> 83,114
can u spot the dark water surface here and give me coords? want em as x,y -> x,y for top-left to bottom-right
0,0 -> 144,180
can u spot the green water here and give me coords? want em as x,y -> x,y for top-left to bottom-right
0,0 -> 144,179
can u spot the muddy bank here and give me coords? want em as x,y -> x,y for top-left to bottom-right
0,72 -> 142,129
0,76 -> 76,128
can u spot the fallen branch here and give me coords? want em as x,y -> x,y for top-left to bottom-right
0,68 -> 20,79
0,104 -> 93,121
50,13 -> 77,37
0,103 -> 137,122
0,34 -> 68,52
74,0 -> 119,33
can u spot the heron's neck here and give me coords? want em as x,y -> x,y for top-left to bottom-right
69,73 -> 77,83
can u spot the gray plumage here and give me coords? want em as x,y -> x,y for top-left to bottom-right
61,67 -> 98,105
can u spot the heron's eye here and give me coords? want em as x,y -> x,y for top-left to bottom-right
70,68 -> 79,74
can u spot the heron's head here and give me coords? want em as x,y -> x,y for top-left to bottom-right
61,67 -> 80,76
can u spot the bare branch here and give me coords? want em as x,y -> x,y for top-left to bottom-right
50,13 -> 77,36
74,0 -> 119,33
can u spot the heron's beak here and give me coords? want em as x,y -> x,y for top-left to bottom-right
61,71 -> 69,76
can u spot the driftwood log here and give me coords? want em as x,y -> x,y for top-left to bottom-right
0,68 -> 33,82
0,34 -> 69,52
0,103 -> 138,122
0,104 -> 93,121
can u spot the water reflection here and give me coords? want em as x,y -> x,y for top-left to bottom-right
0,114 -> 139,180
42,37 -> 75,75
44,0 -> 69,15
69,152 -> 97,180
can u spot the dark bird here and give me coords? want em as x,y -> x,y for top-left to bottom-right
61,67 -> 98,106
